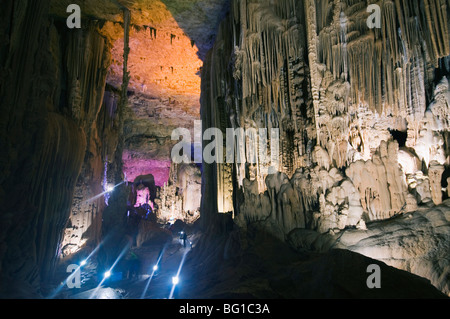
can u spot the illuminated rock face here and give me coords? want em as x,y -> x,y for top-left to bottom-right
60,0 -> 229,261
103,0 -> 229,188
203,0 -> 449,229
346,140 -> 412,221
111,22 -> 202,187
201,0 -> 450,293
154,162 -> 201,224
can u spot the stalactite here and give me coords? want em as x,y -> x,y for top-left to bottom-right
115,8 -> 130,180
313,0 -> 449,120
66,23 -> 108,126
201,0 -> 314,218
305,0 -> 322,142
202,0 -> 450,249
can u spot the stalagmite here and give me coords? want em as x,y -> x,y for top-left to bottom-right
345,139 -> 411,221
428,160 -> 445,205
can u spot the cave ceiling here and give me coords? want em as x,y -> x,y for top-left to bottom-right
49,0 -> 230,59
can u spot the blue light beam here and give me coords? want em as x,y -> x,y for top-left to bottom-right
168,248 -> 190,299
89,241 -> 131,299
140,244 -> 168,299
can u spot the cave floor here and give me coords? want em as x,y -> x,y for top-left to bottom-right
47,218 -> 448,299
49,225 -> 199,299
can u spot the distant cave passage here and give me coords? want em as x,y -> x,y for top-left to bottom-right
389,129 -> 407,147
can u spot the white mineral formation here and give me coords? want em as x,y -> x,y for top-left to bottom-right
201,0 -> 450,294
288,199 -> 450,296
345,140 -> 410,221
208,0 -> 449,240
428,160 -> 445,205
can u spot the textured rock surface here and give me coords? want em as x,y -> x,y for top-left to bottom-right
109,19 -> 202,186
50,0 -> 230,260
200,0 -> 450,296
154,162 -> 201,224
346,140 -> 412,221
99,0 -> 230,187
179,217 -> 447,298
288,199 -> 450,295
60,28 -> 123,257
0,1 -> 123,296
201,0 -> 449,230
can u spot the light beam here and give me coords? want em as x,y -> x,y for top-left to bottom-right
168,247 -> 190,299
89,241 -> 131,299
140,244 -> 167,299
46,235 -> 111,299
84,181 -> 125,203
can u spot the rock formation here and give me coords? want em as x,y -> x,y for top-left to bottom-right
345,140 -> 413,221
288,199 -> 450,296
201,0 -> 450,294
0,0 -> 449,298
154,162 -> 202,224
202,0 -> 447,226
0,2 -> 125,295
429,160 -> 446,205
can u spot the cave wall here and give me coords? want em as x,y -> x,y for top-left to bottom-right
104,1 -> 229,188
201,0 -> 450,236
0,1 -> 124,297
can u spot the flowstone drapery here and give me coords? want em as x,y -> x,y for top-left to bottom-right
202,0 -> 450,237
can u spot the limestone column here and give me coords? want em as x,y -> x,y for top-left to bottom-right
428,160 -> 445,205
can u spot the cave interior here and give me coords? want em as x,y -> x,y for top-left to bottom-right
0,0 -> 449,300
